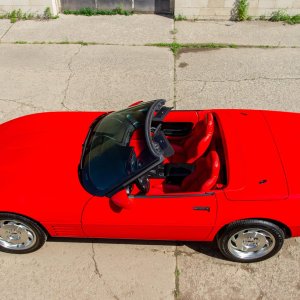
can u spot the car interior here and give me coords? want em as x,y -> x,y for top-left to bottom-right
130,108 -> 227,196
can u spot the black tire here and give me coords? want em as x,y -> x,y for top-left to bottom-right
217,219 -> 285,263
0,213 -> 47,254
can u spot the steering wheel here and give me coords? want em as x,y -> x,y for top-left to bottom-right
145,100 -> 174,158
135,175 -> 150,194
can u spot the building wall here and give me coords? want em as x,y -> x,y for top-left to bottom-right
0,0 -> 59,15
60,0 -> 173,13
0,0 -> 173,15
1,0 -> 299,18
175,0 -> 300,20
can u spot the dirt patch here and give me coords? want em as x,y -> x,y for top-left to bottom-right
178,62 -> 188,68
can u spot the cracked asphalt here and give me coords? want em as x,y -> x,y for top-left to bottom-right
0,15 -> 300,300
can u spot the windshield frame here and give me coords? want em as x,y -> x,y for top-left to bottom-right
79,100 -> 167,197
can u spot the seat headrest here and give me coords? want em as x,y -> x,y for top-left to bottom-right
201,150 -> 220,191
205,112 -> 214,137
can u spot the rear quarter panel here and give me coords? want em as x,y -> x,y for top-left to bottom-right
209,191 -> 300,240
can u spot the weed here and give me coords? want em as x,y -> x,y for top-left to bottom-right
63,7 -> 132,16
269,10 -> 289,22
170,28 -> 178,34
57,41 -> 70,44
0,7 -> 58,23
43,7 -> 58,19
174,266 -> 180,298
174,14 -> 187,21
269,10 -> 300,24
27,13 -> 35,20
147,42 -> 293,56
16,9 -> 23,19
287,14 -> 300,24
13,41 -> 99,46
75,41 -> 89,46
43,7 -> 52,19
236,0 -> 249,21
149,42 -> 182,54
148,42 -> 239,55
259,15 -> 266,20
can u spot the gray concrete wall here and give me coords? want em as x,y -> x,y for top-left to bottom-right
0,0 -> 59,15
175,0 -> 300,20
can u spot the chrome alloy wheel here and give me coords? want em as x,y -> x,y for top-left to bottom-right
0,219 -> 37,250
228,228 -> 276,260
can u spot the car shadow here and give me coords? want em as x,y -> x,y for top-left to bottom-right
47,237 -> 227,261
182,241 -> 226,260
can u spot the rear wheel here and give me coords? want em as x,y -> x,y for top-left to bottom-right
0,213 -> 46,254
217,220 -> 285,263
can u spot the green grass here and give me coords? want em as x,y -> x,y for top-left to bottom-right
0,7 -> 58,23
63,7 -> 132,16
269,10 -> 300,24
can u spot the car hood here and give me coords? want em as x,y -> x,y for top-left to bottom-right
215,110 -> 289,201
0,112 -> 103,221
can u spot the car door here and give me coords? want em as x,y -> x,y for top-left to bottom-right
81,191 -> 218,241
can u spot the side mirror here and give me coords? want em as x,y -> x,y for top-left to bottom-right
110,189 -> 133,209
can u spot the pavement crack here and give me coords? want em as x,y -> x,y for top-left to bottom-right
0,23 -> 15,42
91,243 -> 102,279
61,45 -> 82,110
177,76 -> 300,84
199,81 -> 207,94
0,97 -> 43,110
172,19 -> 177,109
241,266 -> 270,300
174,245 -> 180,299
90,243 -> 120,300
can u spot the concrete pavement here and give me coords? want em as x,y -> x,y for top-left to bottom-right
0,43 -> 173,122
177,240 -> 300,300
0,14 -> 300,300
1,14 -> 174,45
0,241 -> 176,300
175,20 -> 300,47
175,47 -> 300,111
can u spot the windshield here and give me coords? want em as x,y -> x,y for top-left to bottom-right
80,101 -> 162,196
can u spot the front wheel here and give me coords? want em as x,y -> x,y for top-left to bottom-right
217,220 -> 285,263
0,213 -> 47,254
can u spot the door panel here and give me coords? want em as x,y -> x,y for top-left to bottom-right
82,193 -> 217,241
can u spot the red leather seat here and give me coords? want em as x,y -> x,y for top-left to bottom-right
164,150 -> 220,193
169,112 -> 214,164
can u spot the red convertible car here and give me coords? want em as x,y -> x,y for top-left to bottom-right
0,99 -> 299,262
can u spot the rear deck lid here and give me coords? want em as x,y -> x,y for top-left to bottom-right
216,110 -> 288,201
263,111 -> 300,196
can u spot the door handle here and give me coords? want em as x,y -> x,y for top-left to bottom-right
192,206 -> 210,212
